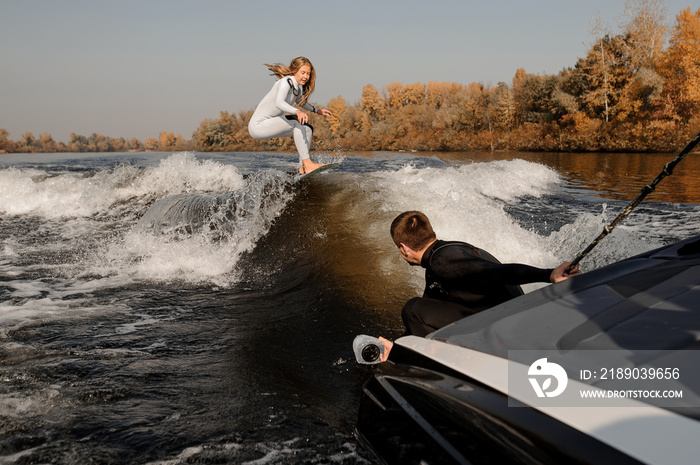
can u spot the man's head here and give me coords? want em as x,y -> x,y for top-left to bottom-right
390,211 -> 436,264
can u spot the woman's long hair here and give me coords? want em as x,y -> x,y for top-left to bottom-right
264,57 -> 316,106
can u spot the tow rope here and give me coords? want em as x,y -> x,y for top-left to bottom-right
568,130 -> 700,273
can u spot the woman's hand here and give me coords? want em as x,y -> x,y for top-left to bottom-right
295,110 -> 308,125
297,108 -> 331,124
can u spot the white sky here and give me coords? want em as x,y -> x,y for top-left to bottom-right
0,0 -> 694,142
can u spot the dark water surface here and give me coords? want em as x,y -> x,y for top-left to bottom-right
1,150 -> 698,464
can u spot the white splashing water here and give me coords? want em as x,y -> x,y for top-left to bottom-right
0,153 -> 247,218
0,152 -> 294,299
361,160 -> 565,264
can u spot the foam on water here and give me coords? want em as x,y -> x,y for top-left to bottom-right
0,153 -> 294,330
89,169 -> 292,286
142,437 -> 368,465
0,152 -> 246,219
0,273 -> 135,336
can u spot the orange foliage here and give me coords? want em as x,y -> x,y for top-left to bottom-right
660,8 -> 700,119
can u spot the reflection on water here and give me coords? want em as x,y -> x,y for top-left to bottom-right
432,151 -> 700,204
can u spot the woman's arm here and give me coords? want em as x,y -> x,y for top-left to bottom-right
274,78 -> 301,115
301,102 -> 332,117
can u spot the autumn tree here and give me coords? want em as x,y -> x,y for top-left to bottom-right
426,82 -> 465,138
383,82 -> 431,148
18,132 -> 36,152
0,129 -> 18,153
512,72 -> 565,123
37,133 -> 59,152
491,82 -> 516,129
447,83 -> 484,132
127,138 -> 144,151
403,82 -> 425,106
384,82 -> 405,110
69,133 -> 88,152
144,137 -> 159,151
511,68 -> 528,119
359,84 -> 385,135
621,0 -> 668,71
159,131 -> 177,150
659,7 -> 700,120
620,66 -> 665,119
426,82 -> 462,109
234,110 -> 255,146
614,0 -> 668,120
87,133 -> 112,152
327,96 -> 347,136
566,33 -> 638,122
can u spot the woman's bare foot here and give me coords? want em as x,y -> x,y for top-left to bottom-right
300,158 -> 327,174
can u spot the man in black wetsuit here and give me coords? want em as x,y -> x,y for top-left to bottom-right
390,211 -> 578,337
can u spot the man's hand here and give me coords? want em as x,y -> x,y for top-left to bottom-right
378,337 -> 393,362
550,262 -> 579,283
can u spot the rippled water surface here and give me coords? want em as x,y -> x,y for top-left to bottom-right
1,150 -> 698,464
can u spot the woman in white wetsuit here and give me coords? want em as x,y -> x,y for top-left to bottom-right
248,57 -> 332,174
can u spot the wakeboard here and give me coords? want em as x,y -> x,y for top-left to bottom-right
292,163 -> 340,184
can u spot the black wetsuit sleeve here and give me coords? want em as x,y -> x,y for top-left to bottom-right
431,253 -> 553,285
470,261 -> 553,284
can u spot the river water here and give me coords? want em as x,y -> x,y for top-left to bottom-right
1,150 -> 699,464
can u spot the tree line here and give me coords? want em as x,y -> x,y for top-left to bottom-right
2,3 -> 698,155
0,130 -> 192,154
